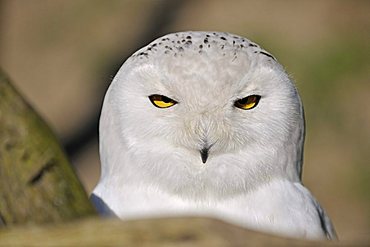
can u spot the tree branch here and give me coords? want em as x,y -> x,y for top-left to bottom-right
0,69 -> 96,226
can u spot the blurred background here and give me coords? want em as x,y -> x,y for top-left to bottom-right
0,0 -> 369,242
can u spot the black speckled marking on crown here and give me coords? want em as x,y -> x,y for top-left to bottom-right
131,32 -> 276,62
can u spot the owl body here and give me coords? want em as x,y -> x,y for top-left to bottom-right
92,31 -> 336,240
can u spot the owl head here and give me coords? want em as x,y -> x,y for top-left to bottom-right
98,32 -> 305,199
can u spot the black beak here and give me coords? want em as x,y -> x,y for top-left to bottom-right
200,148 -> 209,164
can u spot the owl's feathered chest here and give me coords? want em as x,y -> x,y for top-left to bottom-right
92,178 -> 326,240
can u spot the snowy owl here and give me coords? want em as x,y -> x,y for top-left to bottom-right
91,31 -> 336,240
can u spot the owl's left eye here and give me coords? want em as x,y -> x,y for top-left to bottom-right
234,95 -> 261,110
149,94 -> 177,108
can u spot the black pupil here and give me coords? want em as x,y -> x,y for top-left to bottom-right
161,96 -> 172,103
238,96 -> 254,105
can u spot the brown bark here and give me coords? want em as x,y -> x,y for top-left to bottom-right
0,217 -> 356,246
0,69 -> 96,226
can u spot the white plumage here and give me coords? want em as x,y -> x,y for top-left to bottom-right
91,31 -> 336,240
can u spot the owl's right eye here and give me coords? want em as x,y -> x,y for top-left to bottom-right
234,95 -> 261,110
149,94 -> 177,108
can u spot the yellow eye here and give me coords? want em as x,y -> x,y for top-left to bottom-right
149,94 -> 177,108
234,95 -> 261,110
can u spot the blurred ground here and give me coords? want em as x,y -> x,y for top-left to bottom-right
0,0 -> 369,242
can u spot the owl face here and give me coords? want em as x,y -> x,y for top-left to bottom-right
102,32 -> 304,196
